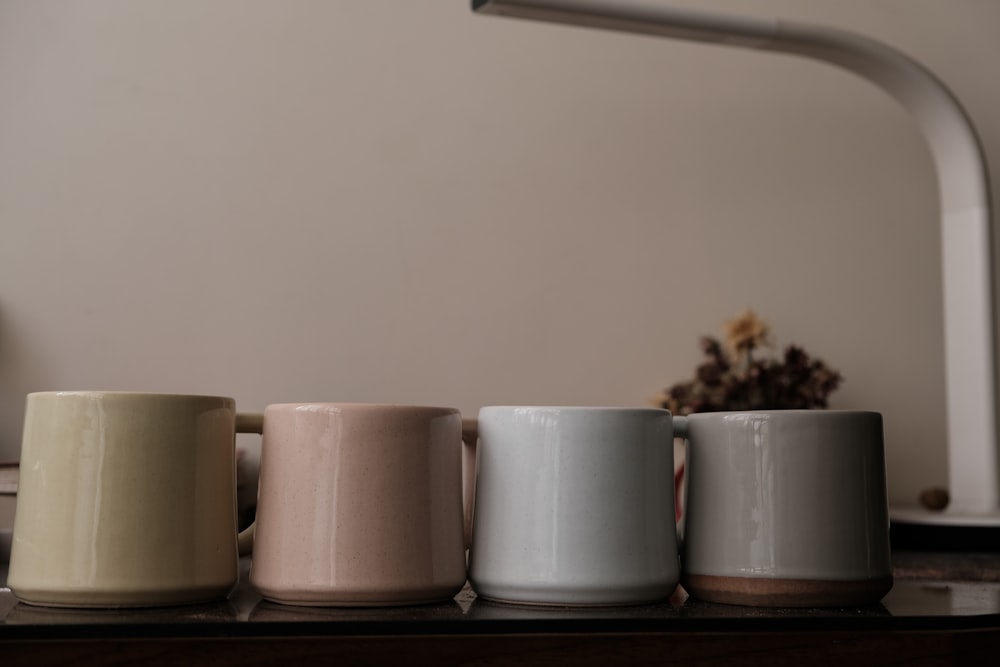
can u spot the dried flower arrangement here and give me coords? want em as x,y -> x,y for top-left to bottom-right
656,310 -> 843,415
658,310 -> 844,521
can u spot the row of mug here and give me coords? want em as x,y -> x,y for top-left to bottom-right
8,391 -> 893,609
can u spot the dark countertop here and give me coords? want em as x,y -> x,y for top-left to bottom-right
2,552 -> 999,665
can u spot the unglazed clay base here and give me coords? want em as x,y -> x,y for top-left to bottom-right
682,574 -> 893,608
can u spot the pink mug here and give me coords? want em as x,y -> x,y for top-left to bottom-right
248,403 -> 471,606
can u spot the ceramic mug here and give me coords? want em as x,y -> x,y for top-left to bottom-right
248,403 -> 469,606
8,391 -> 260,608
466,406 -> 679,606
676,410 -> 893,607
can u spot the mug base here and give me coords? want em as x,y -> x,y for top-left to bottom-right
260,594 -> 456,608
475,592 -> 674,608
470,580 -> 679,607
682,573 -> 893,608
255,582 -> 465,608
10,584 -> 235,609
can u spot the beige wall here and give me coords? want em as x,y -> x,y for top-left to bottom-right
1,0 -> 998,507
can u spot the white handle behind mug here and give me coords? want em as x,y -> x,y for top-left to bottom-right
235,412 -> 264,556
673,415 -> 689,438
672,415 -> 690,539
461,418 -> 479,549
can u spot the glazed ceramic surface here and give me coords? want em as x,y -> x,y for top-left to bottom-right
8,391 -> 243,607
249,403 -> 468,606
467,406 -> 679,606
677,410 -> 892,605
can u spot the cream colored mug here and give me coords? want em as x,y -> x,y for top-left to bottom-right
248,403 -> 470,606
676,410 -> 893,607
8,391 -> 260,607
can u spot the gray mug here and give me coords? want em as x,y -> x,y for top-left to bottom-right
675,410 -> 892,607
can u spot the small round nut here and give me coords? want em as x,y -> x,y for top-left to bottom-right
918,487 -> 949,511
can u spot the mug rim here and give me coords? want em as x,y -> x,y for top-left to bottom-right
265,402 -> 460,414
480,405 -> 671,412
479,405 -> 670,412
681,409 -> 881,418
27,390 -> 236,402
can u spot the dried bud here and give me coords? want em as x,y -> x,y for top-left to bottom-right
724,309 -> 771,360
658,311 -> 842,416
919,487 -> 949,512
